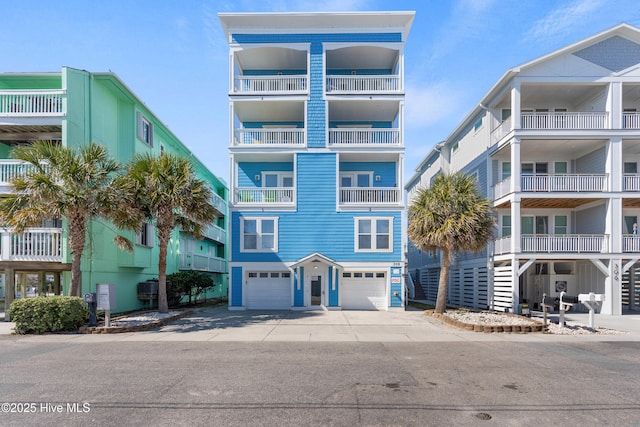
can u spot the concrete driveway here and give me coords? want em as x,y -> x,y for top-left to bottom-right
5,305 -> 640,343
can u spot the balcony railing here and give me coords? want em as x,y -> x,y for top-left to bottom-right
494,236 -> 512,255
623,174 -> 640,191
490,117 -> 512,144
340,187 -> 400,205
178,253 -> 227,273
0,228 -> 63,262
623,235 -> 640,252
328,129 -> 401,146
234,187 -> 295,205
210,192 -> 227,216
233,129 -> 305,147
521,174 -> 608,192
203,224 -> 226,244
623,112 -> 640,129
521,112 -> 608,130
326,76 -> 400,93
521,234 -> 608,253
0,90 -> 65,116
233,76 -> 307,94
493,177 -> 512,200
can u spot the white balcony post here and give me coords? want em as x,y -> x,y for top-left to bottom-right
606,81 -> 623,129
602,259 -> 622,315
0,230 -> 10,261
606,137 -> 622,192
606,197 -> 622,253
510,199 -> 521,253
511,84 -> 521,130
510,138 -> 521,193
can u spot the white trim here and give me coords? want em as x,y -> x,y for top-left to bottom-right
354,216 -> 393,252
240,216 -> 279,252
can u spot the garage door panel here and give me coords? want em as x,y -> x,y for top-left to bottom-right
246,274 -> 291,309
342,277 -> 386,310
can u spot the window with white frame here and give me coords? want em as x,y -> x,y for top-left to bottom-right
241,217 -> 278,252
137,112 -> 154,147
340,172 -> 372,188
136,223 -> 153,247
355,217 -> 392,252
262,172 -> 293,188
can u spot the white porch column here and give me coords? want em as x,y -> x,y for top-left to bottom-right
606,137 -> 622,192
0,231 -> 10,261
606,197 -> 622,253
607,81 -> 623,129
510,138 -> 521,193
510,198 -> 521,254
602,259 -> 622,315
511,83 -> 521,130
511,256 -> 520,312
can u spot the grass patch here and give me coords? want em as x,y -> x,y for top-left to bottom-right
408,301 -> 434,310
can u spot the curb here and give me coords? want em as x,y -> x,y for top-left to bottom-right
79,310 -> 193,334
425,310 -> 548,333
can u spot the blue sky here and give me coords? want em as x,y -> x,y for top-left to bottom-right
3,0 -> 640,185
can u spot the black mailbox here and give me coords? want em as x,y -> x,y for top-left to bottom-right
561,294 -> 579,304
543,296 -> 556,306
84,292 -> 96,303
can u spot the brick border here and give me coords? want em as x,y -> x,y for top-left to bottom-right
79,310 -> 193,334
425,310 -> 548,333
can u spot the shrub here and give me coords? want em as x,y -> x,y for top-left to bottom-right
167,271 -> 215,306
10,296 -> 88,334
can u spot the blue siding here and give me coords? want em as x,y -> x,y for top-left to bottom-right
327,69 -> 392,75
238,162 -> 294,187
231,266 -> 243,306
308,41 -> 325,148
329,121 -> 392,128
245,69 -> 307,75
390,266 -> 402,307
294,267 -> 304,306
244,122 -> 304,128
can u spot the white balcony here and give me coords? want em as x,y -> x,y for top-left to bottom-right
233,76 -> 307,94
339,187 -> 400,205
328,129 -> 401,146
521,112 -> 608,130
233,128 -> 305,147
624,174 -> 640,191
521,174 -> 608,192
521,234 -> 608,253
623,235 -> 640,252
623,112 -> 640,129
326,76 -> 400,94
203,224 -> 226,244
0,228 -> 63,262
0,160 -> 46,193
494,236 -> 511,255
178,253 -> 227,273
0,90 -> 65,117
210,192 -> 227,216
234,187 -> 295,206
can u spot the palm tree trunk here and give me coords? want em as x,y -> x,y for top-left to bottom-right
68,215 -> 86,297
435,248 -> 450,314
69,252 -> 83,297
157,229 -> 169,314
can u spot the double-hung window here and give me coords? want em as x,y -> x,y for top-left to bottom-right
137,112 -> 154,147
355,217 -> 392,252
241,217 -> 278,252
136,223 -> 153,247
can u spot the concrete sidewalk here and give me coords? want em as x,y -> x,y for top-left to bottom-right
2,305 -> 640,342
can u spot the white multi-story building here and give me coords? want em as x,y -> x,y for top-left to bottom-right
406,23 -> 640,316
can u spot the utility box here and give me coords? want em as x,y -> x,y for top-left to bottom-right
96,283 -> 117,311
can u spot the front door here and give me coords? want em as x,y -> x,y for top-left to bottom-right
311,275 -> 322,306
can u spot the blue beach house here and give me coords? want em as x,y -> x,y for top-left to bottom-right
219,11 -> 414,310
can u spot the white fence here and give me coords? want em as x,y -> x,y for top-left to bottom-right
234,129 -> 305,146
326,76 -> 400,93
0,90 -> 65,116
521,234 -> 608,253
521,112 -> 608,129
233,76 -> 307,93
340,187 -> 400,204
520,174 -> 608,192
328,129 -> 401,146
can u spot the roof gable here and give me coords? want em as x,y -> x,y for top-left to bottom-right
573,35 -> 640,72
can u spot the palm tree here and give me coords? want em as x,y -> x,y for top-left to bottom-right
408,172 -> 494,313
112,152 -> 217,313
0,141 -> 120,297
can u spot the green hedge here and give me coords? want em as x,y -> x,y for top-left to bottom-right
10,296 -> 88,334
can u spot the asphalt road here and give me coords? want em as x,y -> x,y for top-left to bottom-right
0,339 -> 639,426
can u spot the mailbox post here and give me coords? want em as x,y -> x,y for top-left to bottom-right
578,292 -> 605,328
84,293 -> 97,327
558,291 -> 579,328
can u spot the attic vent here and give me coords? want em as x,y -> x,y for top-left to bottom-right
573,35 -> 640,72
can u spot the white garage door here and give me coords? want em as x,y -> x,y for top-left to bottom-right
246,272 -> 291,310
341,272 -> 387,310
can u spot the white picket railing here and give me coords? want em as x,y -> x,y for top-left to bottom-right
179,253 -> 227,273
623,112 -> 640,129
340,187 -> 400,204
493,176 -> 512,200
494,236 -> 512,255
233,128 -> 305,146
521,112 -> 608,129
0,90 -> 65,116
623,174 -> 640,191
234,76 -> 307,93
203,224 -> 226,244
326,75 -> 400,93
521,234 -> 608,253
490,117 -> 512,143
210,192 -> 227,215
1,228 -> 63,262
623,235 -> 640,252
235,187 -> 295,205
328,129 -> 401,146
521,174 -> 607,192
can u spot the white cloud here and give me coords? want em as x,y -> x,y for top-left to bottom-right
404,80 -> 465,130
526,0 -> 605,41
